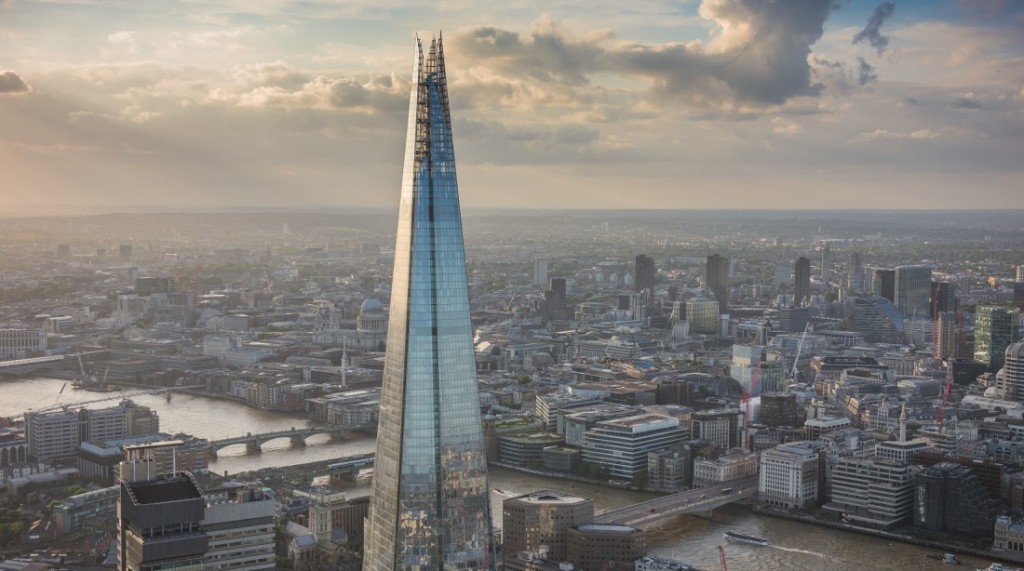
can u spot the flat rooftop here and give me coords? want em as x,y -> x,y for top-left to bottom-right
127,475 -> 203,505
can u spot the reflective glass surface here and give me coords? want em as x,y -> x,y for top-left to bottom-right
363,37 -> 495,571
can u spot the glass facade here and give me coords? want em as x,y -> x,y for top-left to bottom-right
363,36 -> 495,571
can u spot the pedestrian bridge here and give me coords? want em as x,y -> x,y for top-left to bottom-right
0,355 -> 65,376
594,476 -> 759,527
208,425 -> 374,457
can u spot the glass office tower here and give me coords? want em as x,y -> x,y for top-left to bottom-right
362,36 -> 495,571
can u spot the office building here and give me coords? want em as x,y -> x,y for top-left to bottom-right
203,485 -> 276,571
502,490 -> 593,563
933,312 -> 960,360
929,282 -> 956,318
534,259 -> 548,286
0,329 -> 48,360
996,342 -> 1024,402
567,524 -> 646,571
1018,265 -> 1024,283
914,462 -> 1000,538
119,244 -> 132,260
871,269 -> 896,302
685,300 -> 720,335
894,265 -> 932,319
706,254 -> 729,314
794,256 -> 811,306
118,443 -> 208,571
758,441 -> 819,510
135,276 -> 175,297
974,305 -> 1022,372
826,458 -> 919,530
849,296 -> 904,344
848,251 -> 863,290
543,277 -> 570,322
362,37 -> 495,571
635,254 -> 655,297
690,409 -> 740,450
25,409 -> 79,464
582,413 -> 684,480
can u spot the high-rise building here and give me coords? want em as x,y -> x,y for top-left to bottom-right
995,342 -> 1024,402
850,296 -> 905,344
820,241 -> 831,284
706,254 -> 729,314
635,254 -> 655,295
794,257 -> 811,307
848,251 -> 863,290
118,444 -> 208,571
934,312 -> 960,360
930,282 -> 957,319
203,485 -> 276,571
974,306 -> 1022,372
119,244 -> 132,261
894,265 -> 932,319
502,490 -> 593,563
543,277 -> 569,321
533,259 -> 548,286
685,299 -> 720,336
362,37 -> 495,571
1017,265 -> 1024,283
871,269 -> 896,302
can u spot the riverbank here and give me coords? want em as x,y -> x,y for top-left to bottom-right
754,505 -> 1024,567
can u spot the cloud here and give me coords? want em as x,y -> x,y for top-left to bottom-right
453,0 -> 840,110
856,57 -> 877,86
856,128 -> 940,141
853,1 -> 896,55
0,70 -> 30,94
952,95 -> 982,109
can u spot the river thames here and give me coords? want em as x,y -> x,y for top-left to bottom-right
1,377 -> 997,570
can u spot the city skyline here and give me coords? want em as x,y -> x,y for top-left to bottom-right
2,0 -> 1023,216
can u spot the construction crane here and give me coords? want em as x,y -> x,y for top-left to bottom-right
53,382 -> 67,406
742,367 -> 761,451
936,364 -> 955,433
717,545 -> 728,571
791,322 -> 810,382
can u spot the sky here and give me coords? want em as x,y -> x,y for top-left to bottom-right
1,0 -> 1023,216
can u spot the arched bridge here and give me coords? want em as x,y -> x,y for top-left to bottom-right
594,476 -> 759,527
208,426 -> 360,457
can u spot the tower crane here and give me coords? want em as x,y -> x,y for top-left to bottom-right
791,322 -> 810,382
717,545 -> 728,571
936,363 -> 955,433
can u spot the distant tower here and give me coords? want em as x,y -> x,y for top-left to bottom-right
635,254 -> 656,303
1017,265 -> 1024,284
930,282 -> 957,319
895,265 -> 932,319
362,36 -> 495,571
544,277 -> 569,321
119,244 -> 132,261
872,268 -> 896,302
820,241 -> 831,284
794,257 -> 811,307
848,251 -> 863,290
534,259 -> 548,286
706,254 -> 729,314
974,306 -> 1022,372
996,342 -> 1024,401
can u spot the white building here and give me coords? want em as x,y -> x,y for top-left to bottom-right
582,414 -> 684,480
693,449 -> 758,488
758,441 -> 820,509
0,329 -> 47,360
203,485 -> 276,571
825,458 -> 919,530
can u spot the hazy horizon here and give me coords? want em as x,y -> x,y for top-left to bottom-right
3,0 -> 1023,214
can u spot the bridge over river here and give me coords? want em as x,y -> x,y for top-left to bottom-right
207,424 -> 376,457
594,476 -> 759,527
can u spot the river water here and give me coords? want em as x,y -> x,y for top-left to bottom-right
1,377 -> 997,570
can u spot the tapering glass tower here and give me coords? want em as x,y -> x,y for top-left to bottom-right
363,36 -> 495,571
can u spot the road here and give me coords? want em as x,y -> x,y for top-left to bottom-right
595,476 -> 759,527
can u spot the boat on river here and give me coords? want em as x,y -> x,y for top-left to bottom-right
724,530 -> 768,546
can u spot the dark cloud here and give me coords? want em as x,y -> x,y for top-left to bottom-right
952,96 -> 982,109
453,0 -> 839,108
0,70 -> 30,94
856,57 -> 877,85
903,96 -> 920,106
853,2 -> 896,55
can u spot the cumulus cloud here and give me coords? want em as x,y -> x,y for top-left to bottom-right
453,0 -> 840,110
0,70 -> 30,94
856,128 -> 940,141
952,94 -> 982,109
853,1 -> 896,55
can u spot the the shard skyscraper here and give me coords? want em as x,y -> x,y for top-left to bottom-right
362,36 -> 496,571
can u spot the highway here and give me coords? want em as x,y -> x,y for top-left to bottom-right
594,476 -> 759,527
